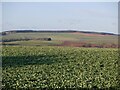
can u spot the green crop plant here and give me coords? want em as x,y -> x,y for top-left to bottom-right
2,46 -> 119,89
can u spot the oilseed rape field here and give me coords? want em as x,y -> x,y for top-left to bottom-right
2,46 -> 119,89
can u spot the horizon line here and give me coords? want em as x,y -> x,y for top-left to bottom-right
1,29 -> 118,35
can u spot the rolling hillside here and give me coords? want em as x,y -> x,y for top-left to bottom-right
1,30 -> 119,48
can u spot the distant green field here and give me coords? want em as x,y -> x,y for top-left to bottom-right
2,40 -> 62,46
2,46 -> 119,89
2,32 -> 118,47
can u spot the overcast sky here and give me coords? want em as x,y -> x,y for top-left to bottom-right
2,2 -> 118,34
